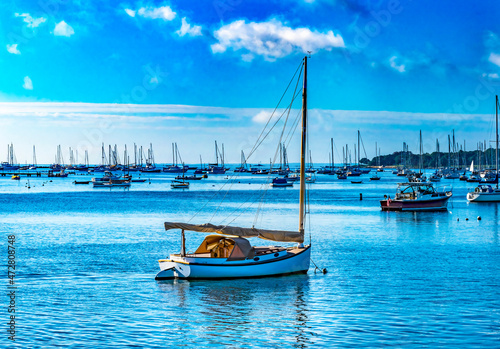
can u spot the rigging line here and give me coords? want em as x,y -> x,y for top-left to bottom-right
243,86 -> 303,166
260,72 -> 303,183
283,109 -> 302,152
190,103 -> 296,222
206,66 -> 304,224
238,65 -> 304,170
245,62 -> 304,162
252,77 -> 303,227
188,64 -> 303,223
225,114 -> 302,226
222,187 -> 263,226
212,88 -> 303,224
359,132 -> 368,160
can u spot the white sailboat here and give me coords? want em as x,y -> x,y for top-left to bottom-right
156,57 -> 312,280
467,95 -> 500,202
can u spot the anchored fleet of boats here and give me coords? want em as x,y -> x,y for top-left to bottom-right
1,54 -> 499,281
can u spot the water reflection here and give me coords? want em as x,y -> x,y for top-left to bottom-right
494,204 -> 499,245
157,275 -> 311,347
381,210 -> 451,226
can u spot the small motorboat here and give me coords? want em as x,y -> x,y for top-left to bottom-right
467,184 -> 500,202
73,180 -> 90,185
270,177 -> 293,187
175,175 -> 203,181
380,182 -> 452,211
93,179 -> 131,188
466,174 -> 481,182
351,180 -> 362,184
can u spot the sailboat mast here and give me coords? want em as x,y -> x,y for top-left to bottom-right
496,95 -> 499,189
299,56 -> 307,235
331,138 -> 334,170
215,141 -> 218,166
33,145 -> 37,166
357,130 -> 360,167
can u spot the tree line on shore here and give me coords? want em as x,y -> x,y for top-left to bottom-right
361,149 -> 496,169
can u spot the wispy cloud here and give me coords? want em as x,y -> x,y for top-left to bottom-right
176,17 -> 202,37
211,19 -> 345,61
124,4 -> 176,21
124,8 -> 136,17
23,76 -> 33,90
488,52 -> 500,67
6,44 -> 20,55
389,55 -> 405,73
15,13 -> 46,28
54,21 -> 75,37
252,110 -> 274,124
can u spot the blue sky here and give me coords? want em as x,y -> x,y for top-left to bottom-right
1,0 -> 500,165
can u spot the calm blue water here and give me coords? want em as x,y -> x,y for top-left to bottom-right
2,170 -> 499,348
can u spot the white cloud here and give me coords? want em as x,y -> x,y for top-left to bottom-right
7,44 -> 20,55
389,56 -> 405,73
176,17 -> 202,37
137,5 -> 176,21
241,53 -> 255,62
23,76 -> 33,90
54,21 -> 75,37
15,13 -> 46,28
252,111 -> 275,124
488,52 -> 500,67
482,72 -> 500,80
124,8 -> 136,17
211,19 -> 345,61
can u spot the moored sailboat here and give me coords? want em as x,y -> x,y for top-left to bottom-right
467,95 -> 500,202
155,57 -> 312,280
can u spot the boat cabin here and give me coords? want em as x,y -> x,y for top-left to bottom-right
474,185 -> 494,193
189,235 -> 255,260
395,183 -> 440,200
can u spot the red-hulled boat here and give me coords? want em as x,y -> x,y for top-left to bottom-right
380,182 -> 452,211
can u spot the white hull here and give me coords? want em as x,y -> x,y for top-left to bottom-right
467,190 -> 500,202
156,246 -> 311,280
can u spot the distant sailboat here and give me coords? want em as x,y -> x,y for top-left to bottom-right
29,145 -> 37,170
370,142 -> 381,180
467,95 -> 500,202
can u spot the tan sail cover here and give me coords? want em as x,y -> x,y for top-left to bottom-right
164,222 -> 304,243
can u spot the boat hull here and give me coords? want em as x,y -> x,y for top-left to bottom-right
156,246 -> 311,280
467,190 -> 500,202
380,196 -> 451,211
